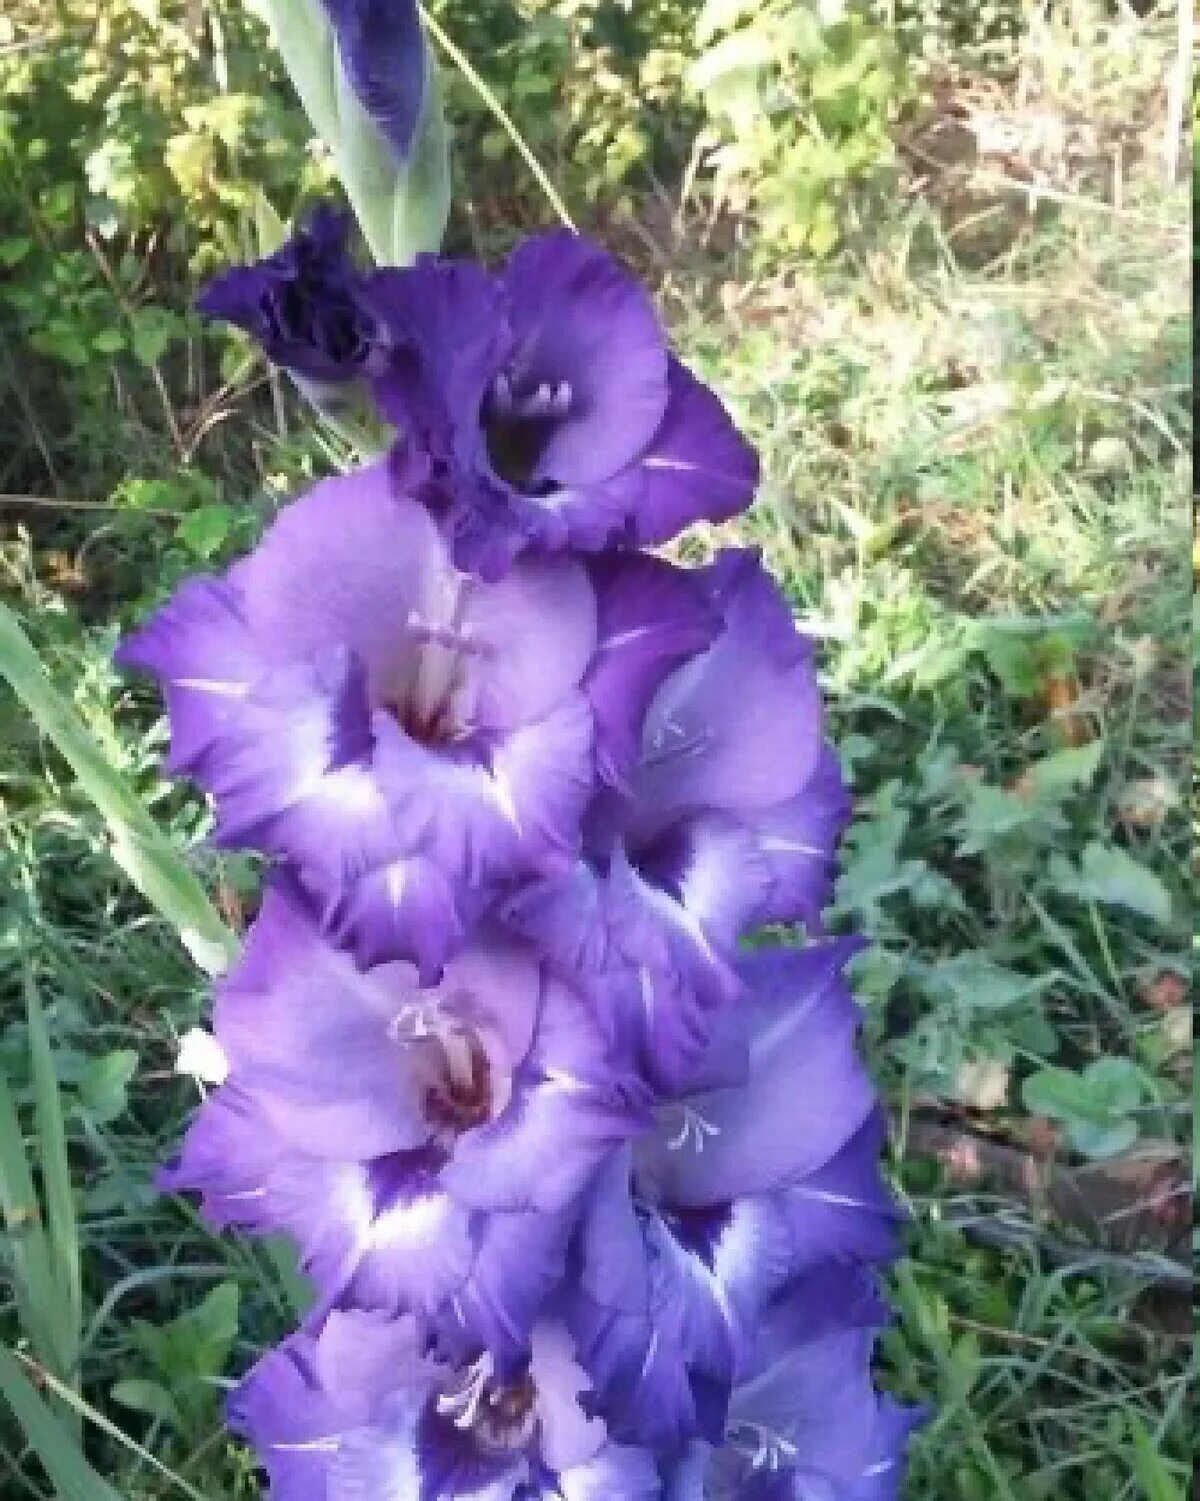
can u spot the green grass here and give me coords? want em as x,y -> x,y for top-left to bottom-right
0,8 -> 1192,1499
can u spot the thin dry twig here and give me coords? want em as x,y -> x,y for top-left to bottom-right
969,169 -> 1186,230
0,493 -> 181,520
83,231 -> 185,456
907,1116 -> 1192,1274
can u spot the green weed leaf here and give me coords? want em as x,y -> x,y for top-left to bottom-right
1057,842 -> 1173,924
0,602 -> 237,975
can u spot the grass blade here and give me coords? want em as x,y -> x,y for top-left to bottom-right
23,960 -> 81,1379
9,1354 -> 215,1501
0,1346 -> 124,1501
1130,1416 -> 1184,1501
0,602 -> 237,976
0,1067 -> 64,1377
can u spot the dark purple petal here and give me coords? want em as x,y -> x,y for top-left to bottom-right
565,1162 -> 737,1451
370,235 -> 756,573
372,256 -> 513,464
635,942 -> 874,1205
502,232 -> 669,487
746,745 -> 852,931
712,1270 -> 921,1501
433,1206 -> 576,1373
506,844 -> 743,1099
583,553 -> 717,787
777,1112 -> 903,1273
599,843 -> 745,1093
198,207 -> 379,382
625,358 -> 760,548
303,853 -> 470,977
628,551 -> 823,835
320,0 -> 427,159
410,1404 -> 523,1500
625,812 -> 771,960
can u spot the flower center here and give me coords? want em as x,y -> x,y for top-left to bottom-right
423,1029 -> 494,1137
728,1419 -> 798,1471
385,611 -> 484,747
483,367 -> 573,491
437,1353 -> 539,1455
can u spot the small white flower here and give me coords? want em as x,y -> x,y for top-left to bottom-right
175,1028 -> 229,1087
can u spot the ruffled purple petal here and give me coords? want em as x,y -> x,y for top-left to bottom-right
211,882 -> 440,1160
303,854 -> 470,977
435,1208 -> 577,1373
746,745 -> 853,931
635,942 -> 874,1205
564,1162 -> 738,1452
119,463 -> 608,967
584,553 -> 717,787
158,1085 -> 365,1293
372,256 -> 513,455
196,647 -> 375,851
777,1112 -> 903,1273
462,556 -> 598,729
114,576 -> 259,773
627,551 -> 823,835
229,1311 -> 432,1501
370,236 -> 755,573
502,232 -> 669,487
712,1270 -> 921,1501
197,207 -> 379,383
624,358 -> 760,548
233,463 -> 438,684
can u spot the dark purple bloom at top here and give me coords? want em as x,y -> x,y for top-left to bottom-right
231,1309 -> 662,1501
510,550 -> 851,1093
197,207 -> 382,387
320,0 -> 428,162
662,1268 -> 922,1500
117,463 -> 707,977
371,232 -> 760,576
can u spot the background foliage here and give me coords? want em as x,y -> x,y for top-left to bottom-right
0,1 -> 1193,1498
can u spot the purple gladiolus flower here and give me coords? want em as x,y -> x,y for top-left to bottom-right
371,231 -> 760,576
134,212 -> 917,1500
510,549 -> 851,1093
232,1310 -> 663,1501
162,879 -> 650,1364
118,463 -> 705,976
197,207 -> 383,392
662,1269 -> 922,1500
561,943 -> 901,1452
319,0 -> 428,162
